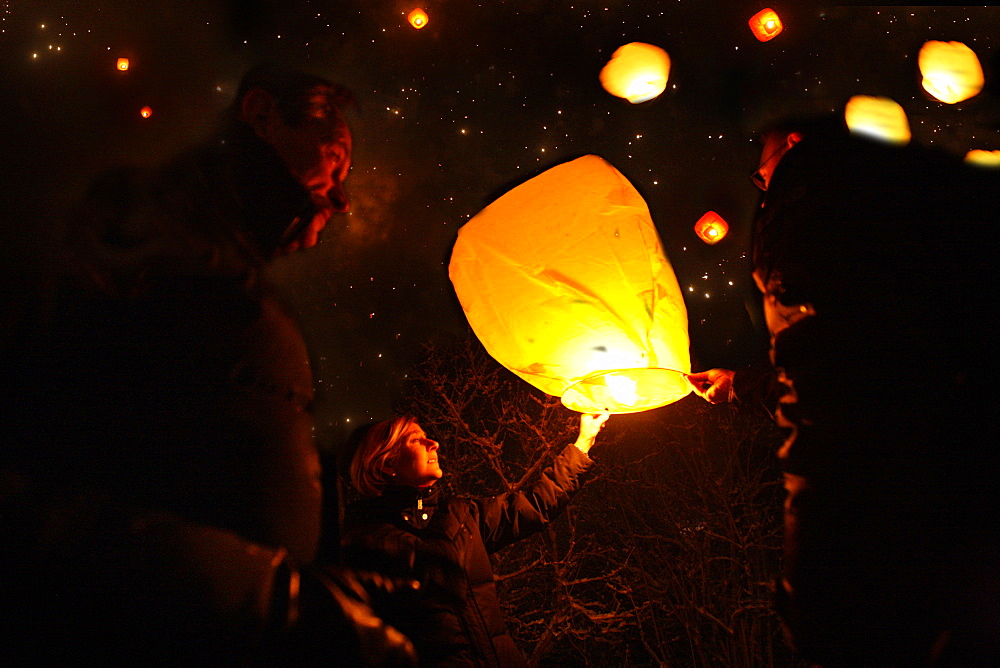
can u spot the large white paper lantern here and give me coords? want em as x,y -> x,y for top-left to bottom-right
965,149 -> 1000,168
844,95 -> 911,145
449,155 -> 691,414
919,40 -> 984,104
599,42 -> 670,104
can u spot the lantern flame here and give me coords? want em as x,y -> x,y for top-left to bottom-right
605,374 -> 638,406
600,42 -> 670,104
117,57 -> 129,71
408,8 -> 428,29
919,41 -> 984,104
563,367 -> 688,414
694,211 -> 729,245
749,8 -> 783,42
844,95 -> 911,145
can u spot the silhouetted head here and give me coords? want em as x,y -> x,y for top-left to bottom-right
234,65 -> 353,214
752,114 -> 846,192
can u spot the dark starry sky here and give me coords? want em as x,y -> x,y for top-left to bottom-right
3,2 -> 998,444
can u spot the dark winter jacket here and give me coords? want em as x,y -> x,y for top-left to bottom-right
342,444 -> 594,667
757,135 -> 1000,665
1,124 -> 414,664
41,124 -> 324,564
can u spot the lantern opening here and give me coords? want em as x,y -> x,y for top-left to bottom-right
563,368 -> 689,414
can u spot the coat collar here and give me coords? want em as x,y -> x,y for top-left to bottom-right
380,483 -> 440,508
359,484 -> 441,529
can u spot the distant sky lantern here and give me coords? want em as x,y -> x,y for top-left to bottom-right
694,211 -> 729,245
599,42 -> 670,104
407,8 -> 428,29
844,95 -> 911,145
918,40 -> 984,104
450,155 -> 691,414
965,149 -> 1000,168
749,8 -> 783,42
116,57 -> 129,71
140,106 -> 152,119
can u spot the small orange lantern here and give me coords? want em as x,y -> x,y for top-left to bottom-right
965,150 -> 1000,168
599,42 -> 670,104
749,8 -> 783,42
407,8 -> 428,29
140,106 -> 153,119
918,41 -> 984,104
844,95 -> 911,145
116,57 -> 129,71
694,211 -> 729,245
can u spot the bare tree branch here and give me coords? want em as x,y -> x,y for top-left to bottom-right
399,335 -> 794,666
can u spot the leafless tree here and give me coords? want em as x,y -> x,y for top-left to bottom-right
398,335 -> 796,666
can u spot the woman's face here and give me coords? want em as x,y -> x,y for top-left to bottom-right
389,422 -> 443,488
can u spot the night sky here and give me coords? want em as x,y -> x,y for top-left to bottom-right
3,2 -> 999,445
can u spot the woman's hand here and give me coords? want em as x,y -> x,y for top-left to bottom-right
574,412 -> 610,454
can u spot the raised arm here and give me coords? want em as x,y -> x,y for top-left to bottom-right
478,413 -> 607,552
573,411 -> 610,454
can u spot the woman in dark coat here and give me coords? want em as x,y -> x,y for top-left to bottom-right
342,413 -> 607,667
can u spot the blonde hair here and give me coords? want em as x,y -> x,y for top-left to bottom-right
350,416 -> 417,498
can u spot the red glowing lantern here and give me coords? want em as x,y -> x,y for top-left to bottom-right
140,106 -> 153,119
694,211 -> 729,245
408,8 -> 428,29
749,8 -> 783,42
116,57 -> 129,71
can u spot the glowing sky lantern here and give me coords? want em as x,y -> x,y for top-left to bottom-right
749,8 -> 783,42
407,8 -> 428,29
965,149 -> 1000,168
844,95 -> 911,145
450,155 -> 691,414
599,42 -> 670,104
116,57 -> 129,71
918,41 -> 984,104
140,106 -> 153,119
694,211 -> 729,245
